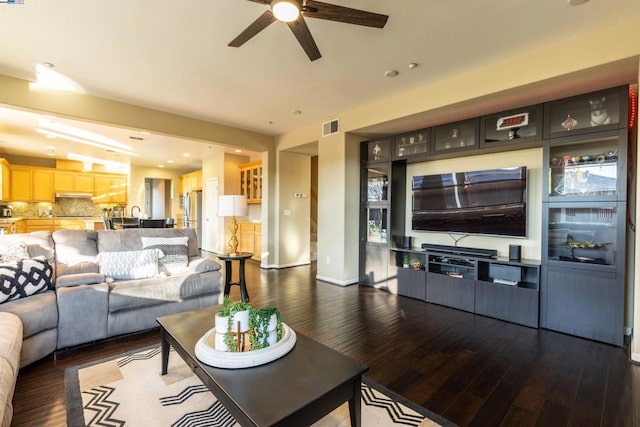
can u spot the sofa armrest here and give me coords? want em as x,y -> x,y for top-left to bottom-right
56,273 -> 104,288
188,257 -> 222,274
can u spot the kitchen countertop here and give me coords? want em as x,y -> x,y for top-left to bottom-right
0,217 -> 104,223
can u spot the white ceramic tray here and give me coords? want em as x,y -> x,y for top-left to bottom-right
194,323 -> 297,368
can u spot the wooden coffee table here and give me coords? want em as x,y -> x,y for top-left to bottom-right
157,306 -> 369,426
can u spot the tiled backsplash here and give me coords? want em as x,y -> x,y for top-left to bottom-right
9,198 -> 109,218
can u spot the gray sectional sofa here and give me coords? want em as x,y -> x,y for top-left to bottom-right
0,227 -> 222,426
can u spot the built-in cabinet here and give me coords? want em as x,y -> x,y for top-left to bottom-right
359,84 -> 633,345
0,159 -> 10,201
390,248 -> 540,327
238,221 -> 262,260
239,161 -> 262,204
10,166 -> 54,202
181,170 -> 202,194
93,174 -> 128,204
540,85 -> 629,346
54,171 -> 94,193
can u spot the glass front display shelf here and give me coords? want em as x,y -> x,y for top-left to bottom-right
367,207 -> 388,244
547,206 -> 618,266
548,138 -> 618,197
433,119 -> 477,152
364,139 -> 391,162
366,165 -> 389,202
483,106 -> 540,144
548,90 -> 621,135
395,130 -> 428,158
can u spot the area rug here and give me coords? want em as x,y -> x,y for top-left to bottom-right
65,345 -> 453,427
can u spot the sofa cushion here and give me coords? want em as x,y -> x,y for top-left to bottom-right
52,230 -> 98,265
0,291 -> 58,339
0,232 -> 55,266
141,236 -> 189,275
188,257 -> 222,273
108,273 -> 212,312
56,272 -> 104,288
98,228 -> 200,258
0,242 -> 29,262
0,357 -> 15,427
0,257 -> 53,304
0,312 -> 22,374
97,249 -> 160,280
56,261 -> 99,277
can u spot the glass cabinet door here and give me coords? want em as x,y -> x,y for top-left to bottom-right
366,207 -> 389,244
547,204 -> 620,267
433,118 -> 478,154
365,165 -> 389,203
395,129 -> 429,159
547,136 -> 620,199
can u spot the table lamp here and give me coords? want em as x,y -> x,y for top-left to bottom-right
218,195 -> 248,255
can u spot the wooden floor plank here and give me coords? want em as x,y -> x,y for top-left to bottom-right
11,260 -> 639,426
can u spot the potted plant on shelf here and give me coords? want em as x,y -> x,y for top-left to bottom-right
403,253 -> 410,268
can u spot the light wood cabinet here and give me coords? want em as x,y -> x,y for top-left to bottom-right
54,171 -> 94,193
25,219 -> 54,233
13,220 -> 26,234
93,174 -> 128,204
181,170 -> 202,193
0,159 -> 10,201
240,161 -> 262,204
238,221 -> 261,260
10,166 -> 54,202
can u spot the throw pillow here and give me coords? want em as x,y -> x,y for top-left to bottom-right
0,256 -> 53,304
141,236 -> 189,275
0,242 -> 30,263
97,249 -> 160,280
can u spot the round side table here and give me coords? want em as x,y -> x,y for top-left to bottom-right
217,252 -> 253,302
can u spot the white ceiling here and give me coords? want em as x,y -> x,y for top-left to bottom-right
0,0 -> 638,169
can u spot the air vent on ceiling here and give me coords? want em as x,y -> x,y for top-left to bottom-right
322,119 -> 339,137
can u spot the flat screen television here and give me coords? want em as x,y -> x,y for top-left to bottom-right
412,166 -> 527,237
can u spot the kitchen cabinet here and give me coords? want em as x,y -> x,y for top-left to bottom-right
25,219 -> 54,233
94,174 -> 128,204
238,221 -> 261,260
181,170 -> 202,193
0,159 -> 10,201
13,220 -> 25,234
54,171 -> 94,193
10,166 -> 54,202
239,162 -> 262,204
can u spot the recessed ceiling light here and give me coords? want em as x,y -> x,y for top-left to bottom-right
183,153 -> 191,157
408,63 -> 418,69
234,149 -> 242,153
157,164 -> 164,168
267,121 -> 274,125
292,110 -> 302,115
567,0 -> 588,5
384,70 -> 399,78
167,160 -> 174,164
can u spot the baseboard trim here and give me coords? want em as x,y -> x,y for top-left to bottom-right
260,262 -> 310,269
316,275 -> 358,286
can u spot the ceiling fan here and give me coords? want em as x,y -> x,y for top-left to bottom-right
228,0 -> 389,61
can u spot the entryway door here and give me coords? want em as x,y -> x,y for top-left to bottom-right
203,177 -> 219,253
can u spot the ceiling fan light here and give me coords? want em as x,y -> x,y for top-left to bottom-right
271,0 -> 300,22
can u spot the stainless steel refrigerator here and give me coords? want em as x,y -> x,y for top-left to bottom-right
183,190 -> 203,248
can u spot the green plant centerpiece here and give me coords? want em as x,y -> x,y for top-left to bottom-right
214,298 -> 284,353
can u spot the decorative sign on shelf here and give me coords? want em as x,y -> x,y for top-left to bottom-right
496,112 -> 529,131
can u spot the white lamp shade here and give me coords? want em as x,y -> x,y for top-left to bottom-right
218,195 -> 248,217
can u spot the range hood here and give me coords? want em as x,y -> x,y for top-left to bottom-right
55,192 -> 94,199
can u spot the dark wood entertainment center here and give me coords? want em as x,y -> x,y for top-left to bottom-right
359,84 -> 633,347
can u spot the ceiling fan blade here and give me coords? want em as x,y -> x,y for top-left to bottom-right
287,17 -> 321,61
303,0 -> 388,28
228,10 -> 277,47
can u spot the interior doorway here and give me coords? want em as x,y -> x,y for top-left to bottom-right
144,178 -> 171,218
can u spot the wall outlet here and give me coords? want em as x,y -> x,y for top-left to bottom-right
294,192 -> 302,198
325,256 -> 331,264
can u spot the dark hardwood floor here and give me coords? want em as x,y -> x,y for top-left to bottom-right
12,260 -> 639,426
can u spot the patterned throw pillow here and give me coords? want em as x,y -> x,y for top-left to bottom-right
141,237 -> 189,275
0,256 -> 53,304
0,242 -> 30,263
97,249 -> 160,280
